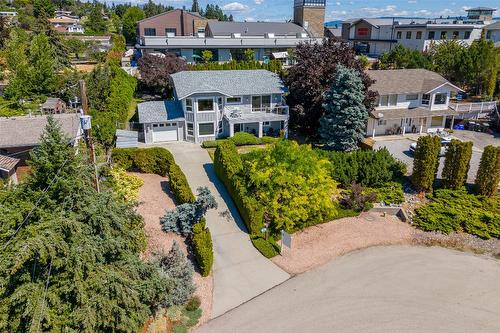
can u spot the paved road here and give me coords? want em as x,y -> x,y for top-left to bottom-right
374,131 -> 500,184
197,246 -> 500,333
161,142 -> 290,318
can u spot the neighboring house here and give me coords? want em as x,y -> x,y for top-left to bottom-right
341,18 -> 401,56
0,114 -> 82,163
66,35 -> 112,52
484,21 -> 500,45
50,16 -> 85,34
41,98 -> 67,114
137,70 -> 289,144
0,11 -> 17,24
0,154 -> 20,185
136,1 -> 325,63
366,69 -> 497,137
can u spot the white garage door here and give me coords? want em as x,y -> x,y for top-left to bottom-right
152,123 -> 178,142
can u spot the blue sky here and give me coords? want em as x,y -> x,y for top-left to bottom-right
119,1 -> 498,22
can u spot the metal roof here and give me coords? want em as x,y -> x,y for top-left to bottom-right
207,21 -> 307,36
0,114 -> 81,148
0,154 -> 20,172
137,101 -> 184,123
466,7 -> 496,11
368,69 -> 462,95
170,70 -> 287,100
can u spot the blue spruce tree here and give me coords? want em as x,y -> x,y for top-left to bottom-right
319,65 -> 368,151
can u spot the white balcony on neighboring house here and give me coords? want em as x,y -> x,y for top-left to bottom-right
448,101 -> 498,119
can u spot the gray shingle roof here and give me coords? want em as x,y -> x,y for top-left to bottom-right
207,21 -> 307,36
42,97 -> 63,109
0,154 -> 20,172
368,69 -> 461,95
0,114 -> 81,148
485,21 -> 500,29
137,101 -> 184,123
170,70 -> 287,100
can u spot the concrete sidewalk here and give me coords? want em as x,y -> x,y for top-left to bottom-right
161,142 -> 290,318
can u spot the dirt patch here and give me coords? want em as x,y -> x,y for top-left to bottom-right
272,212 -> 416,275
133,172 -> 213,327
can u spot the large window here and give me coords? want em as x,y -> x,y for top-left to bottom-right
198,123 -> 215,136
406,94 -> 419,101
440,31 -> 447,39
416,31 -> 422,39
452,31 -> 459,39
186,98 -> 193,112
187,123 -> 194,136
379,95 -> 388,106
464,31 -> 471,39
252,95 -> 271,111
197,98 -> 214,112
165,28 -> 177,36
144,28 -> 156,36
422,94 -> 430,105
396,31 -> 402,39
434,93 -> 447,105
389,95 -> 397,106
226,97 -> 242,104
428,31 -> 435,40
406,31 -> 412,39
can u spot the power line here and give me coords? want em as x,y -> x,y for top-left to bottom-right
34,259 -> 53,333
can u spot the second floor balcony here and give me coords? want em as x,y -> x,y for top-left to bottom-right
223,105 -> 289,124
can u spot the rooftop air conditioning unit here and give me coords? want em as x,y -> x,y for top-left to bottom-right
232,33 -> 241,38
265,33 -> 275,38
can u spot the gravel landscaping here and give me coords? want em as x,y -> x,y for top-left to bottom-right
133,173 -> 213,327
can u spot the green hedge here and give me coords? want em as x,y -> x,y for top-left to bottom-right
250,236 -> 281,258
213,141 -> 265,234
192,219 -> 213,277
414,189 -> 500,239
112,147 -> 194,204
202,133 -> 278,149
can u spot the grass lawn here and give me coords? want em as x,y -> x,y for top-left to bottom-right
127,98 -> 143,122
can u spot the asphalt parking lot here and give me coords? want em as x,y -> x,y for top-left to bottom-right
373,131 -> 500,184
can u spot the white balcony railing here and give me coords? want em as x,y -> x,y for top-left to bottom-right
449,101 -> 497,113
224,105 -> 289,119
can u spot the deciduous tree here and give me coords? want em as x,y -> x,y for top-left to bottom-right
138,53 -> 187,96
122,6 -> 145,43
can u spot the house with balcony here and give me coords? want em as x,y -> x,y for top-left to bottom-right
366,69 -> 497,137
137,70 -> 289,144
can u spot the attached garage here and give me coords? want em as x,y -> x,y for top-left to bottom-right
152,123 -> 178,142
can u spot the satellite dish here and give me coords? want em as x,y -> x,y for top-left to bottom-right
378,113 -> 384,118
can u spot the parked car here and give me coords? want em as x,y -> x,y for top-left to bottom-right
409,136 -> 452,157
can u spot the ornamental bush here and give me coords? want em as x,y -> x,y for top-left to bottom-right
414,189 -> 499,239
442,140 -> 473,189
229,132 -> 261,146
169,164 -> 196,204
475,145 -> 500,197
412,136 -> 441,192
107,167 -> 144,203
192,218 -> 214,277
250,236 -> 281,258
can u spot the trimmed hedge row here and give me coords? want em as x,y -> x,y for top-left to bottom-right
250,236 -> 281,258
192,218 -> 214,277
202,132 -> 278,149
213,141 -> 265,235
112,147 -> 195,204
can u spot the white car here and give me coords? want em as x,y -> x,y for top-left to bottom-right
409,136 -> 452,157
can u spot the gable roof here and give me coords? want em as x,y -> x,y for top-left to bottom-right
137,101 -> 184,123
137,9 -> 204,24
42,98 -> 64,109
368,69 -> 462,95
170,70 -> 287,100
0,154 -> 20,172
485,21 -> 500,29
0,114 -> 81,148
207,21 -> 307,36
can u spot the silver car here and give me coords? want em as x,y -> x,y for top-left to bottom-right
409,136 -> 452,157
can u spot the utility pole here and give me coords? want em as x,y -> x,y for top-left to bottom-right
79,80 -> 100,192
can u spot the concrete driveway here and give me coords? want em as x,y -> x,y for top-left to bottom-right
159,142 -> 290,318
374,131 -> 500,184
196,246 -> 500,333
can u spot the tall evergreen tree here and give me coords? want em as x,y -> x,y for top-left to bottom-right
122,6 -> 145,43
86,2 -> 107,34
191,0 -> 200,13
319,65 -> 368,151
29,33 -> 58,95
442,139 -> 473,189
475,145 -> 500,197
412,136 -> 441,192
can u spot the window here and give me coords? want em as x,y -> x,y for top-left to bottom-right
197,27 -> 206,34
378,119 -> 387,126
452,31 -> 459,39
406,94 -> 419,101
431,116 -> 444,127
218,121 -> 223,134
165,28 -> 177,36
428,31 -> 435,40
440,31 -> 447,39
406,31 -> 412,39
198,123 -> 215,136
186,98 -> 193,112
144,28 -> 156,36
379,95 -> 389,107
434,93 -> 447,105
198,98 -> 214,112
416,31 -> 422,39
389,95 -> 397,106
422,94 -> 430,105
464,31 -> 471,39
153,124 -> 159,128
396,31 -> 402,39
486,30 -> 492,39
187,123 -> 194,136
226,97 -> 242,104
357,27 -> 369,37
263,121 -> 271,126
251,95 -> 271,111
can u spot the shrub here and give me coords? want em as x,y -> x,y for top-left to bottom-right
185,297 -> 201,312
475,145 -> 500,197
133,147 -> 174,176
340,183 -> 377,212
192,218 -> 213,277
412,136 -> 441,192
370,181 -> 405,205
250,236 -> 281,258
414,189 -> 500,239
229,132 -> 261,146
201,140 -> 224,148
107,168 -> 144,203
442,140 -> 473,189
261,136 -> 278,144
169,164 -> 196,204
111,148 -> 135,170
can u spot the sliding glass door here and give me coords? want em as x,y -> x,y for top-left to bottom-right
251,95 -> 271,112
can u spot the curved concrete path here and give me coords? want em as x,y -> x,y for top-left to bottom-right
197,246 -> 500,333
160,142 -> 290,318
